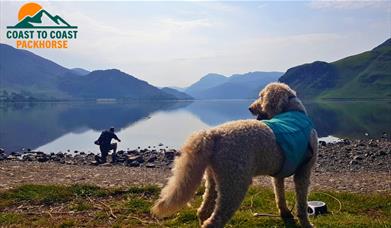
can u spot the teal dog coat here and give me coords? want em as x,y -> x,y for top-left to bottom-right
263,111 -> 313,178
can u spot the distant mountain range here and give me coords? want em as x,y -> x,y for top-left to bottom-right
280,38 -> 391,99
70,68 -> 90,76
161,87 -> 193,100
183,72 -> 283,99
0,44 -> 186,101
1,38 -> 389,101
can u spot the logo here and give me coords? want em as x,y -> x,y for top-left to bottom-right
5,2 -> 78,49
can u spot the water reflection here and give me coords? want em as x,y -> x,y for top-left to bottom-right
0,100 -> 389,152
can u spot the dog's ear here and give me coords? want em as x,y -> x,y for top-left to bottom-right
262,83 -> 295,118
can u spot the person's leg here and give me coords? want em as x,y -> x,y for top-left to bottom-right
111,143 -> 117,163
100,146 -> 108,163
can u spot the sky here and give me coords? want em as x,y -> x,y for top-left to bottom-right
1,0 -> 390,88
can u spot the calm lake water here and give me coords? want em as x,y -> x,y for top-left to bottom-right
0,100 -> 390,153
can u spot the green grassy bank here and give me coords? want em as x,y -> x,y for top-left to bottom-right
0,184 -> 390,227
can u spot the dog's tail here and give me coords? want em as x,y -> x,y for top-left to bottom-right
151,130 -> 215,218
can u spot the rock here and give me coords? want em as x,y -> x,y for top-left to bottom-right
147,155 -> 157,163
158,143 -> 164,146
145,163 -> 156,168
353,156 -> 363,161
343,139 -> 351,145
37,156 -> 49,162
378,151 -> 386,156
127,155 -> 144,163
164,151 -> 175,160
127,161 -> 140,167
7,155 -> 17,160
350,160 -> 358,165
319,141 -> 326,147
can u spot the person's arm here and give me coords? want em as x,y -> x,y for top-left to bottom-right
95,132 -> 104,144
113,133 -> 121,142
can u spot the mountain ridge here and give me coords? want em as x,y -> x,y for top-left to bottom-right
0,43 -> 181,100
279,38 -> 391,99
186,71 -> 283,99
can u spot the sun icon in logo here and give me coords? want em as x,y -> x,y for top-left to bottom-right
18,2 -> 42,21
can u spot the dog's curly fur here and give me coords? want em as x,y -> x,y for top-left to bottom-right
152,83 -> 318,228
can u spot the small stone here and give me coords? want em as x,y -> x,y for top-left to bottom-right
319,141 -> 326,147
164,151 -> 175,160
147,155 -> 157,163
127,155 -> 144,163
378,151 -> 386,156
350,160 -> 358,165
145,163 -> 156,168
353,156 -> 363,161
127,161 -> 140,167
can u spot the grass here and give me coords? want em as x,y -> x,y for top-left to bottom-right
0,184 -> 390,227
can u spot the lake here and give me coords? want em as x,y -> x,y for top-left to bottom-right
0,100 -> 390,153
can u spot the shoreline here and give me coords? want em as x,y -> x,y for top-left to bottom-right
0,138 -> 390,193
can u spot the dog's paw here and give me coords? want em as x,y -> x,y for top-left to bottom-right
298,219 -> 314,228
201,218 -> 220,228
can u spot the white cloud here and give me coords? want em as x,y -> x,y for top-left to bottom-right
310,0 -> 390,10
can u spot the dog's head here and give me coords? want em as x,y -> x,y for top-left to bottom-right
249,82 -> 299,120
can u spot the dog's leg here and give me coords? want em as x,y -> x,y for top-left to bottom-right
201,168 -> 252,228
198,168 -> 218,225
272,177 -> 293,219
293,159 -> 315,228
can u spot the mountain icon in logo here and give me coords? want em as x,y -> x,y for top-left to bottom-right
7,3 -> 77,29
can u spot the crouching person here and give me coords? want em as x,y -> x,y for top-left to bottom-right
94,127 -> 121,164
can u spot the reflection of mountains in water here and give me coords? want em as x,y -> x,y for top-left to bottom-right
185,100 -> 253,126
0,101 -> 192,151
0,100 -> 389,152
185,100 -> 390,139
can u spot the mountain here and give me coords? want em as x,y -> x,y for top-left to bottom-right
168,86 -> 186,92
185,73 -> 228,96
59,69 -> 176,100
13,9 -> 73,28
161,87 -> 193,100
0,43 -> 178,100
70,68 -> 90,76
186,72 -> 283,99
0,43 -> 70,99
279,38 -> 391,99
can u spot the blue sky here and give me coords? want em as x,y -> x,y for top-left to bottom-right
1,1 -> 390,87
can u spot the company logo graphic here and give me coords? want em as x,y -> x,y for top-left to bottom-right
7,2 -> 78,29
5,2 -> 78,49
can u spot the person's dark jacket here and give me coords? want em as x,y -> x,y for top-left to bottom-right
96,130 -> 120,147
